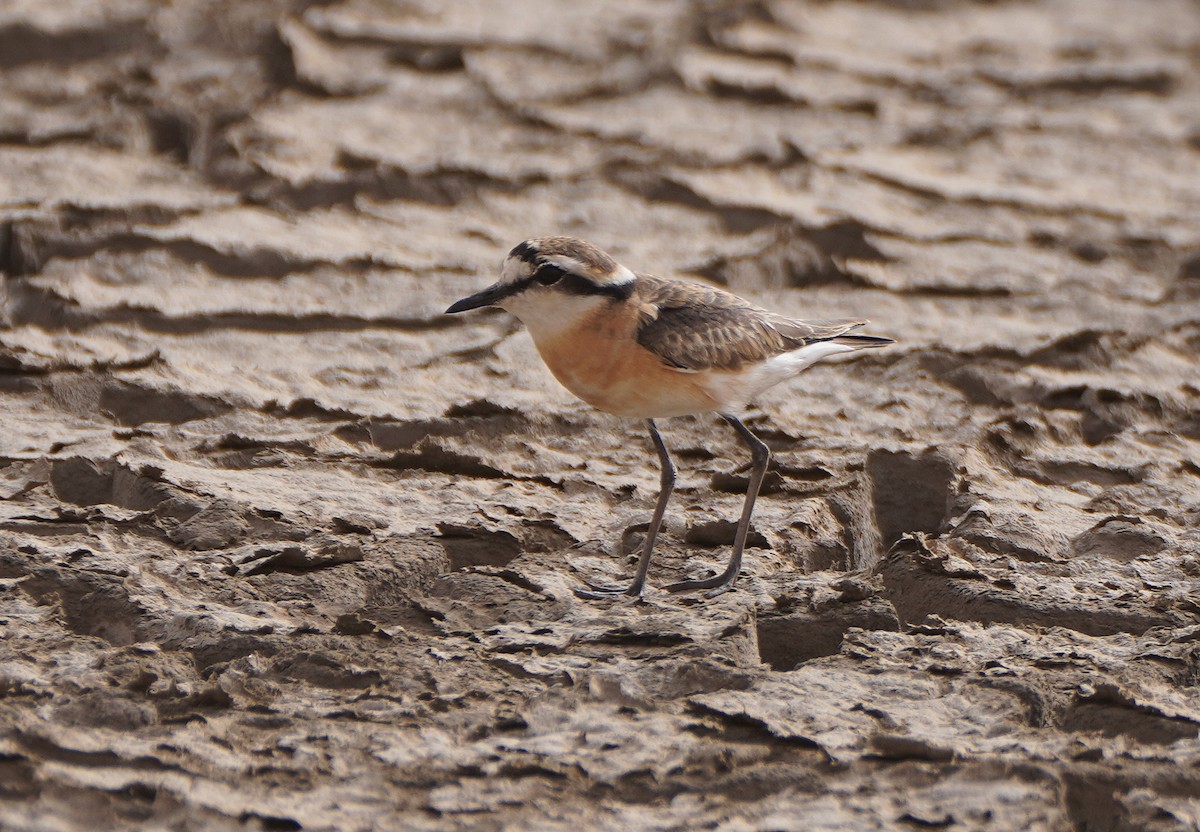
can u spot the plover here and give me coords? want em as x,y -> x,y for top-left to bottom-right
447,236 -> 893,598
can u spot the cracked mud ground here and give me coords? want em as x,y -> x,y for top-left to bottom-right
1,1 -> 1199,829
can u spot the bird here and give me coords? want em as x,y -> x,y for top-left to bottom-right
446,236 -> 893,598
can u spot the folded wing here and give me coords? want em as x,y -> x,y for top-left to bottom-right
634,275 -> 875,372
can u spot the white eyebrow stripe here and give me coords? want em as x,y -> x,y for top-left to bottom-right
608,265 -> 636,285
541,255 -> 636,287
543,254 -> 589,274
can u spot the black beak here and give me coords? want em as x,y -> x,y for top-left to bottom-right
446,282 -> 510,314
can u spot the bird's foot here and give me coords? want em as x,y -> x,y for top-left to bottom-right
573,579 -> 644,600
663,573 -> 736,598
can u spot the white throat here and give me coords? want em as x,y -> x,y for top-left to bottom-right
500,289 -> 608,343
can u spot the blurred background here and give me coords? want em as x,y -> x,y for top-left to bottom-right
2,0 -> 1199,829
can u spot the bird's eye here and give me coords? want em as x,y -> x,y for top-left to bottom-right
535,264 -> 566,285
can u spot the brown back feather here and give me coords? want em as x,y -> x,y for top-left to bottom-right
634,275 -> 867,371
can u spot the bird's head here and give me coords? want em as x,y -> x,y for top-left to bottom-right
446,237 -> 636,325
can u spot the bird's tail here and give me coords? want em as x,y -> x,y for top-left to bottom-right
827,334 -> 894,349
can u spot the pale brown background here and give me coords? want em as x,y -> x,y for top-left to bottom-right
1,0 -> 1199,829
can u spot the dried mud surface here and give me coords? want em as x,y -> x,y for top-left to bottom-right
2,1 -> 1200,830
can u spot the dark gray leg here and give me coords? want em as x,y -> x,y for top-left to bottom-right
665,414 -> 769,596
575,419 -> 675,599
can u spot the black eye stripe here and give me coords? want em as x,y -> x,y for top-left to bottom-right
535,264 -> 566,285
511,267 -> 634,301
559,273 -> 634,300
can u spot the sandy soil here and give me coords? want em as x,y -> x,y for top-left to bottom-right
2,0 -> 1200,829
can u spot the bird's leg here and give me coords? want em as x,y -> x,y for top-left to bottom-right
665,414 -> 769,597
575,419 -> 675,599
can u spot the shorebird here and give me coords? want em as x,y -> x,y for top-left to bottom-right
446,236 -> 892,598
